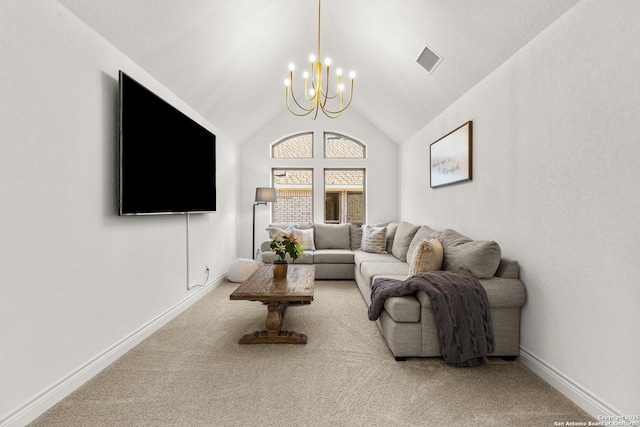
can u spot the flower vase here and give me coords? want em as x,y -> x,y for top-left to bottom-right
272,260 -> 288,279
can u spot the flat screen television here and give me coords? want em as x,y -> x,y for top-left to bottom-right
118,71 -> 216,215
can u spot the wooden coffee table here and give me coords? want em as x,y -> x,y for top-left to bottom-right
229,264 -> 315,344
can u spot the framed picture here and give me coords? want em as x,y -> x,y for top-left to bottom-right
430,121 -> 473,188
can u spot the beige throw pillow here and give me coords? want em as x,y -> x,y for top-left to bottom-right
293,228 -> 316,251
361,225 -> 387,253
408,238 -> 444,276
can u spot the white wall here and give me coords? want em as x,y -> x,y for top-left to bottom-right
399,0 -> 639,416
0,1 -> 238,425
239,109 -> 399,259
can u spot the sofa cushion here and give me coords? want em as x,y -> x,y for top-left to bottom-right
408,238 -> 444,276
407,225 -> 441,265
383,296 -> 421,323
349,223 -> 363,250
313,249 -> 355,264
391,222 -> 420,262
360,262 -> 409,286
354,250 -> 402,269
361,225 -> 387,253
439,229 -> 501,279
314,223 -> 351,249
293,227 -> 316,251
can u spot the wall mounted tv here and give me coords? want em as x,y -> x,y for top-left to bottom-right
118,71 -> 216,215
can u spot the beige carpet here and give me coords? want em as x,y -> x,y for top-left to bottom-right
31,280 -> 592,426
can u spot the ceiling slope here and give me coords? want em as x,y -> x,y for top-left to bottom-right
56,0 -> 580,144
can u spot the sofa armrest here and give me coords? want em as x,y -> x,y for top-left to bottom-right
495,258 -> 519,279
259,240 -> 272,254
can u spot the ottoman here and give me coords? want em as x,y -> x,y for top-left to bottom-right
227,258 -> 260,282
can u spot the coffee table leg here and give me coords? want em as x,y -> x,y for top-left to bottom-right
265,301 -> 286,333
238,301 -> 308,344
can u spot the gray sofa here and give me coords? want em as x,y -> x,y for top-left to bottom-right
259,221 -> 526,360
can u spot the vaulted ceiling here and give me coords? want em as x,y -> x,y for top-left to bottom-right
56,0 -> 580,144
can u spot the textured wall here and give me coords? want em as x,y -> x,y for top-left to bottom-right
0,1 -> 238,424
399,0 -> 640,415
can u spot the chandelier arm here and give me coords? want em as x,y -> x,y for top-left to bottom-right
318,82 -> 354,115
286,88 -> 314,117
289,80 -> 316,113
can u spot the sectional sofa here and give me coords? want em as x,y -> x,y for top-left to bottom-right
258,221 -> 526,360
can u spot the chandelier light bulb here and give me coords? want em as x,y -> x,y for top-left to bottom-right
285,79 -> 291,86
309,55 -> 316,63
338,83 -> 345,91
303,71 -> 309,79
336,69 -> 342,76
288,63 -> 295,71
349,71 -> 356,79
325,58 -> 332,66
308,88 -> 316,97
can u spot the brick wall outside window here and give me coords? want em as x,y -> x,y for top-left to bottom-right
273,189 -> 312,223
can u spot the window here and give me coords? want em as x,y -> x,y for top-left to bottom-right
272,168 -> 313,223
324,169 -> 365,225
324,133 -> 366,158
272,133 -> 313,158
270,132 -> 366,224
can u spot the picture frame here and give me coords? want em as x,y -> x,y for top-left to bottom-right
430,121 -> 473,188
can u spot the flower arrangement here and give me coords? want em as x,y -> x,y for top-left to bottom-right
270,233 -> 304,263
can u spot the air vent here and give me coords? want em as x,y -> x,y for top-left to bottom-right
417,44 -> 443,74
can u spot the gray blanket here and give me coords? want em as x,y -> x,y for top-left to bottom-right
368,271 -> 494,367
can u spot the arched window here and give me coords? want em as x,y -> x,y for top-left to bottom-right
272,132 -> 313,158
324,133 -> 366,158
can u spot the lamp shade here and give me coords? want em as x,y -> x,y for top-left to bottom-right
255,187 -> 277,203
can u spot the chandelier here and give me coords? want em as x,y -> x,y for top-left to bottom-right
285,0 -> 355,119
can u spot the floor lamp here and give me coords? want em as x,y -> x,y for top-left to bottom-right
253,187 -> 277,259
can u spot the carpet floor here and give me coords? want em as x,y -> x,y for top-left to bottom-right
31,280 -> 592,426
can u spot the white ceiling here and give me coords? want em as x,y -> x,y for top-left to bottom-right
56,0 -> 580,144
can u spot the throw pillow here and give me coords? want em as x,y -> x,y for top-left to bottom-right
349,223 -> 363,250
391,222 -> 420,262
408,238 -> 444,276
293,227 -> 316,251
383,222 -> 399,253
314,223 -> 351,249
439,229 -> 501,279
407,225 -> 441,266
361,225 -> 387,253
265,226 -> 293,240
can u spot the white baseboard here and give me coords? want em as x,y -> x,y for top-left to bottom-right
519,346 -> 619,418
1,273 -> 226,427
